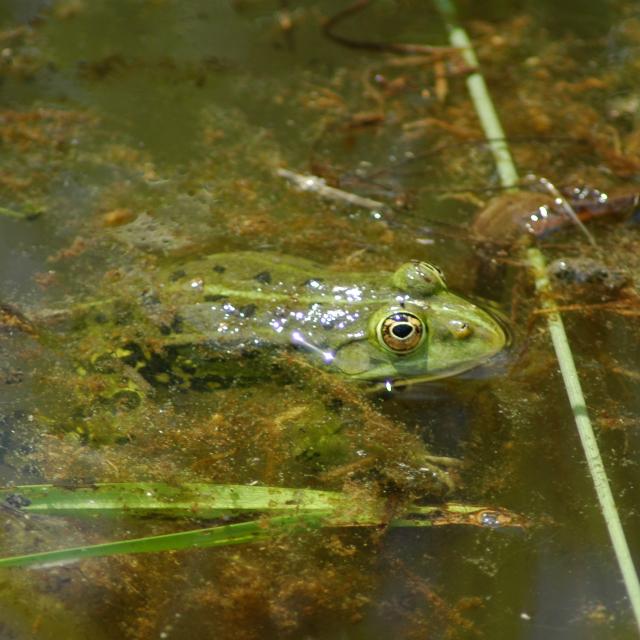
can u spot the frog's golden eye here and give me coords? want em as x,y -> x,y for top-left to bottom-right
378,312 -> 425,353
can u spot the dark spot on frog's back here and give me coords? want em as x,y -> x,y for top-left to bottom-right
322,317 -> 336,330
113,306 -> 134,326
120,341 -> 147,366
141,290 -> 161,307
171,314 -> 184,334
238,303 -> 257,318
170,269 -> 187,282
212,264 -> 226,274
254,270 -> 272,284
4,493 -> 31,509
204,294 -> 226,302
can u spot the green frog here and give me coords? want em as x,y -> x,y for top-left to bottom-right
80,251 -> 508,388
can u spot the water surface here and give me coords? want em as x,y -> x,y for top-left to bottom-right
1,1 -> 640,638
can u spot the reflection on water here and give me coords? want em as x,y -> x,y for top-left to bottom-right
1,0 -> 640,638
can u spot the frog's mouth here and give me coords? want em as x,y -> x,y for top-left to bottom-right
446,298 -> 513,380
463,295 -> 512,348
483,304 -> 513,350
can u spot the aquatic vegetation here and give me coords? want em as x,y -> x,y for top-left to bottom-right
434,0 -> 640,629
0,482 -> 524,567
1,0 -> 640,638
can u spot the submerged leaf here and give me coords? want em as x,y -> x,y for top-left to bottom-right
0,482 -> 377,522
0,482 -> 526,567
0,515 -> 317,569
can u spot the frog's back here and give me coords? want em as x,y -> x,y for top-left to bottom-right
71,251 -> 508,384
166,252 -> 326,292
151,252 -> 380,354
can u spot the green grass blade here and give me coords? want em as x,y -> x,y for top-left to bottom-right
433,1 -> 640,632
0,483 -> 360,519
0,515 -> 318,569
527,248 -> 640,620
0,205 -> 40,220
432,0 -> 518,189
0,500 -> 524,568
0,482 -> 526,527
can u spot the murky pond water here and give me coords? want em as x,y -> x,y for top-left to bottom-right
1,1 -> 640,638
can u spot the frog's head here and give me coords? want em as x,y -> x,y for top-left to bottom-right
331,261 -> 508,383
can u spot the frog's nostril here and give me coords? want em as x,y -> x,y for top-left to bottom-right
448,319 -> 473,339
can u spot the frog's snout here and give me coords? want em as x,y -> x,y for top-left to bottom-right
484,306 -> 512,349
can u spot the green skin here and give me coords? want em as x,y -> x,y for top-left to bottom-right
26,252 -> 507,487
136,252 -> 508,384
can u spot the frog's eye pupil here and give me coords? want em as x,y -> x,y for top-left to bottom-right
378,312 -> 425,353
391,323 -> 413,339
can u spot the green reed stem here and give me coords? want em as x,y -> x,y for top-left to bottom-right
433,0 -> 518,190
0,515 -> 312,569
0,483 -> 524,568
0,206 -> 30,220
0,205 -> 40,220
433,0 -> 640,632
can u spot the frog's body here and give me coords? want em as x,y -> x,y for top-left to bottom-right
120,251 -> 508,385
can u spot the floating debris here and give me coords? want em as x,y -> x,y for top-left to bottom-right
277,167 -> 391,214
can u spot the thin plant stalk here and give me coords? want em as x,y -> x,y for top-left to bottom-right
526,175 -> 597,247
0,483 -> 515,526
0,205 -> 40,220
0,206 -> 30,220
0,483 -> 524,568
0,515 -> 311,569
432,0 -> 518,190
433,0 -> 640,632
